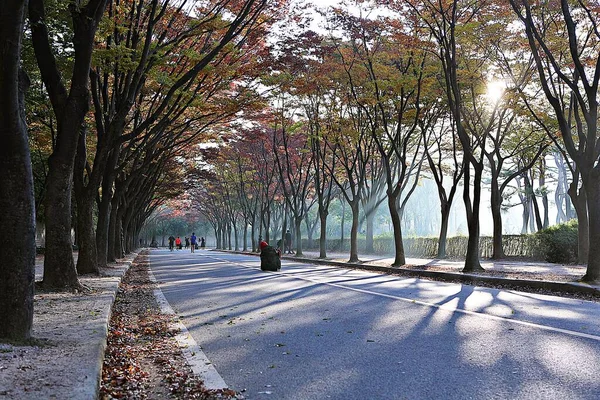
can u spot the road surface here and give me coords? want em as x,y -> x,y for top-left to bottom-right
149,249 -> 600,400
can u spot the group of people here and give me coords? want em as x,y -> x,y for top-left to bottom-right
168,233 -> 205,252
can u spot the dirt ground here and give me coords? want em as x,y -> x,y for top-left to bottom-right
0,263 -> 127,399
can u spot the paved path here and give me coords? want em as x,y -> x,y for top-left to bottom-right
296,250 -> 587,280
150,249 -> 600,400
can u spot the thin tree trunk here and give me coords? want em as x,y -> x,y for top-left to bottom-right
568,181 -> 589,264
490,181 -> 505,259
318,205 -> 328,259
388,194 -> 406,267
349,201 -> 360,263
96,147 -> 119,267
365,212 -> 375,253
294,216 -> 303,257
462,165 -> 484,272
75,194 -> 97,274
437,203 -> 451,259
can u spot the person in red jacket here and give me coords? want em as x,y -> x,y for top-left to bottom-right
175,236 -> 182,250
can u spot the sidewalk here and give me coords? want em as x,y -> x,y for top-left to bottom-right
0,253 -> 134,399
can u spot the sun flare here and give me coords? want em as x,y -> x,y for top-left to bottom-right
486,80 -> 506,103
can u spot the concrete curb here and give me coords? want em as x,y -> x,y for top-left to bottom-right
91,253 -> 138,398
148,268 -> 229,390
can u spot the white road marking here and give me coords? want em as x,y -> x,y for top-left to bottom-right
207,253 -> 600,343
148,267 -> 229,390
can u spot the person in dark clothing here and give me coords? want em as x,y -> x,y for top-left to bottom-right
285,229 -> 292,254
190,232 -> 197,253
259,241 -> 281,271
168,236 -> 175,251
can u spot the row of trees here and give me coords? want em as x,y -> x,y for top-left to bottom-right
0,0 -> 281,341
3,0 -> 600,342
193,1 -> 600,283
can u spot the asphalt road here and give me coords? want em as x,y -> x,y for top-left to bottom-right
149,249 -> 600,400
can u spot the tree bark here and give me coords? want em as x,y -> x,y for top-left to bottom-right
568,181 -> 589,264
388,194 -> 406,267
365,212 -> 375,254
348,201 -> 360,263
582,171 -> 600,281
462,165 -> 484,272
490,177 -> 505,259
318,205 -> 328,258
74,127 -> 98,275
96,147 -> 120,266
0,4 -> 35,340
437,203 -> 451,259
294,216 -> 303,257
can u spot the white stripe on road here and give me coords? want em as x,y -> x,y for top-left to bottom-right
208,253 -> 600,343
148,267 -> 229,390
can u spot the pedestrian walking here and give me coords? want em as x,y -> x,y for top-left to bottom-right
175,236 -> 182,250
200,237 -> 205,248
285,229 -> 292,254
190,232 -> 197,253
168,235 -> 175,251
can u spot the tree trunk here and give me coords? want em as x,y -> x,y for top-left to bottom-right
96,147 -> 119,267
0,9 -> 35,339
462,165 -> 484,272
75,193 -> 98,274
340,200 -> 345,252
582,171 -> 600,281
74,129 -> 98,275
114,209 -> 124,259
348,201 -> 360,263
539,161 -> 549,229
294,216 -> 303,257
490,181 -> 505,259
43,156 -> 80,288
365,211 -> 375,254
107,195 -> 120,262
30,0 -> 107,290
437,202 -> 451,259
318,205 -> 328,258
568,181 -> 589,264
388,194 -> 406,267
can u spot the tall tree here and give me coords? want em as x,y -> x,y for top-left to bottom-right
0,0 -> 36,341
89,0 -> 274,269
332,8 -> 429,266
406,0 -> 501,272
29,0 -> 109,289
509,0 -> 600,281
422,113 -> 464,258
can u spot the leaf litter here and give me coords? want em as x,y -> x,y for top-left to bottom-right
100,252 -> 241,399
